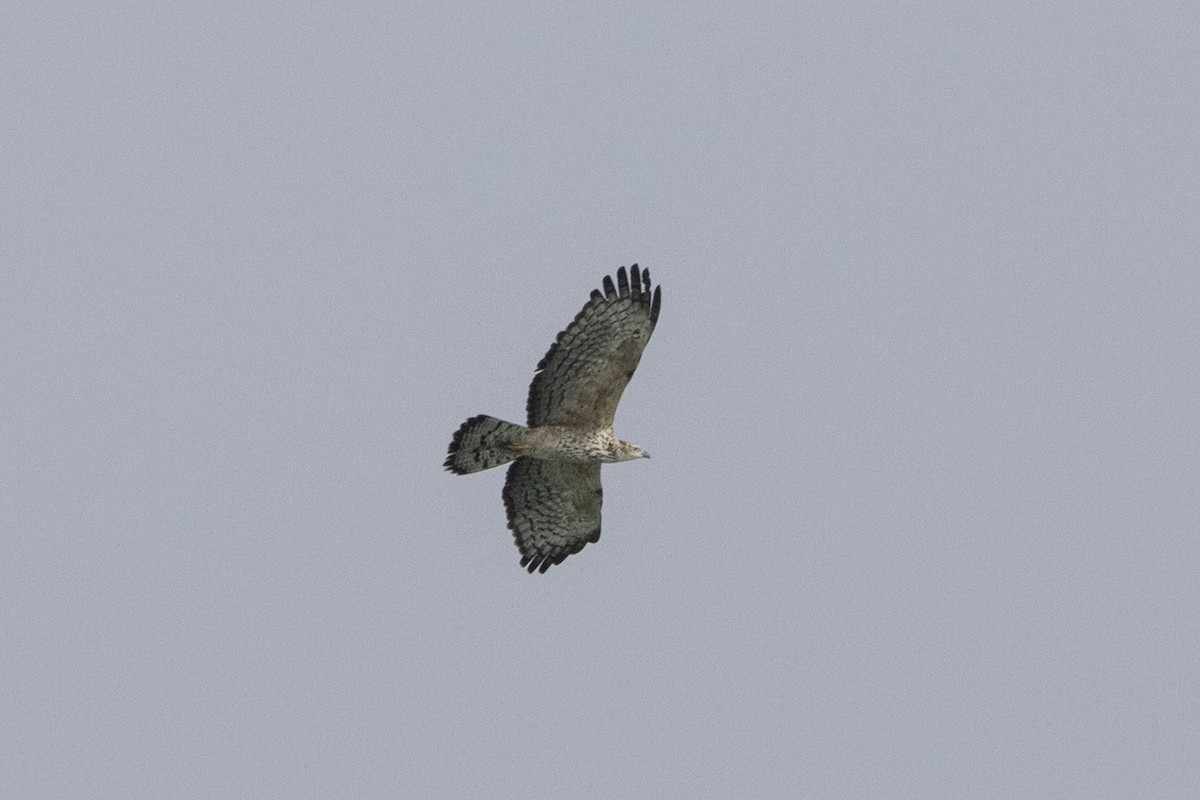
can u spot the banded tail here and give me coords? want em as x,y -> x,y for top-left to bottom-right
444,415 -> 526,474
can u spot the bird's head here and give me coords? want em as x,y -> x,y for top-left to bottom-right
611,440 -> 650,462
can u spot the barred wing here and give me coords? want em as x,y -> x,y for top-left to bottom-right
525,265 -> 661,428
502,458 -> 602,573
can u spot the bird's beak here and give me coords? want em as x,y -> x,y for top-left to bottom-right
643,451 -> 651,459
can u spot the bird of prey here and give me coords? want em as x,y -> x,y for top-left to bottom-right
444,265 -> 662,573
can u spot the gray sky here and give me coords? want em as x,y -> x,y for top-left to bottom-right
4,3 -> 1199,798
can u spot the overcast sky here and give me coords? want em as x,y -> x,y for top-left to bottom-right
5,3 -> 1199,798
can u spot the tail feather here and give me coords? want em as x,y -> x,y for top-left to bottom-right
444,415 -> 526,474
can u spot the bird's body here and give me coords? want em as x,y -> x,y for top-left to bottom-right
509,425 -> 647,463
444,265 -> 661,573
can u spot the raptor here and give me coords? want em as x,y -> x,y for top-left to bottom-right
444,265 -> 661,573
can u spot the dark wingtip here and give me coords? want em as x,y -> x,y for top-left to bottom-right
518,549 -> 571,574
617,266 -> 629,297
602,275 -> 616,297
650,285 -> 662,325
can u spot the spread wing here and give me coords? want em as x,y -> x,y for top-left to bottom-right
526,265 -> 662,428
502,458 -> 602,573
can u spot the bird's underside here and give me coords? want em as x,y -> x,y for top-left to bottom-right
444,264 -> 661,573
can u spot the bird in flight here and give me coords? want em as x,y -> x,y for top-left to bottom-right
445,265 -> 662,573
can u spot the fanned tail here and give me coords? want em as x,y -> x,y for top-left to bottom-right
444,415 -> 526,474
